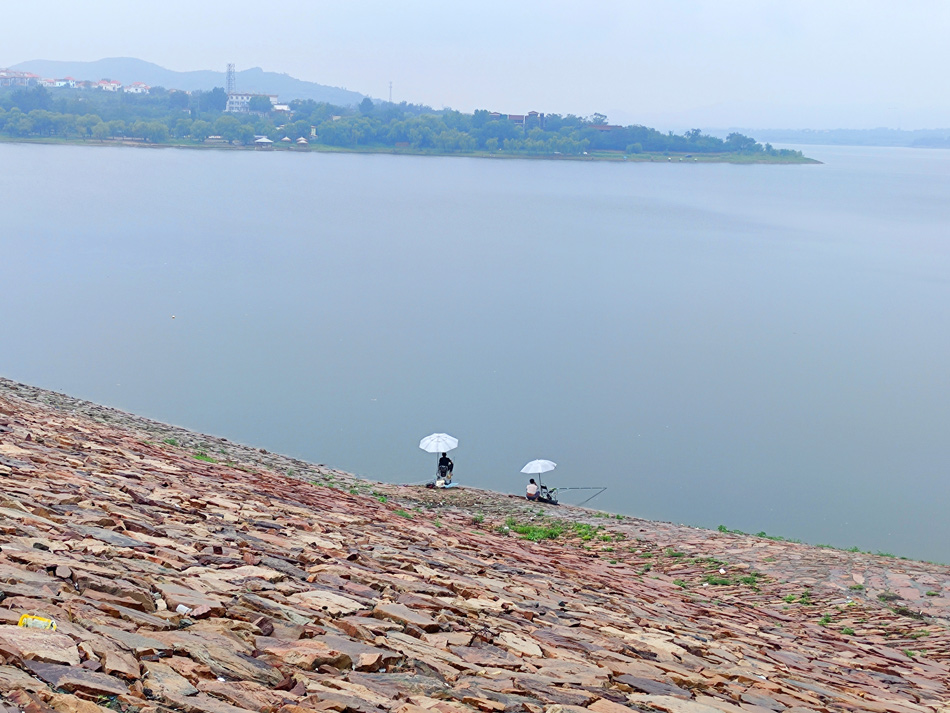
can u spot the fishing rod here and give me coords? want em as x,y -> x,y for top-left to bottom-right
551,486 -> 607,507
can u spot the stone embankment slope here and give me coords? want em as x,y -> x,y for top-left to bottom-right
0,377 -> 948,713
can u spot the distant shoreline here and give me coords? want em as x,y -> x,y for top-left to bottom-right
0,135 -> 821,164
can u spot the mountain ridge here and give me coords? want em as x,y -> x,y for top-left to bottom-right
9,57 -> 365,105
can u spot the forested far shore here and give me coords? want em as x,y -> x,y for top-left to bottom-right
0,85 -> 810,160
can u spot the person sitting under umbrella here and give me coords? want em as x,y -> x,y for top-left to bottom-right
438,452 -> 454,483
526,478 -> 540,501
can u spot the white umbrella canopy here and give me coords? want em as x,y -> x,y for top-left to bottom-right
521,459 -> 556,475
419,433 -> 458,453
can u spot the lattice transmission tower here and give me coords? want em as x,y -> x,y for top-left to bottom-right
226,63 -> 236,94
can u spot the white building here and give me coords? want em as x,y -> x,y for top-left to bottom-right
0,69 -> 38,87
226,92 -> 278,113
97,80 -> 122,92
124,82 -> 151,95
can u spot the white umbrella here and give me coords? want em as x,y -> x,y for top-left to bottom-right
420,433 -> 458,479
419,433 -> 458,453
521,459 -> 556,474
521,459 -> 556,489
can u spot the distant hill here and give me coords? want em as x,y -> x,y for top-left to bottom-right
10,57 -> 365,106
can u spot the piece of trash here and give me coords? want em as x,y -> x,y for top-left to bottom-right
719,568 -> 726,574
18,614 -> 57,630
175,604 -> 193,615
702,583 -> 709,587
217,677 -> 226,682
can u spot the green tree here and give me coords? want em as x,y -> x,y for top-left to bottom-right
53,112 -> 77,137
189,120 -> 213,141
168,91 -> 190,110
8,114 -> 34,137
284,120 -> 311,139
28,110 -> 55,136
143,122 -> 169,143
476,118 -> 520,147
130,120 -> 149,139
249,95 -> 273,113
76,114 -> 102,138
169,117 -> 193,139
408,125 -> 434,149
725,132 -> 759,152
9,86 -> 51,112
214,115 -> 242,143
198,88 -> 228,113
236,124 -> 255,145
359,97 -> 375,115
92,121 -> 111,141
472,109 -> 490,128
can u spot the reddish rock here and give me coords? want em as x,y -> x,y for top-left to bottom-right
373,602 -> 441,632
255,635 -> 352,669
24,661 -> 129,697
0,626 -> 81,666
155,582 -> 226,617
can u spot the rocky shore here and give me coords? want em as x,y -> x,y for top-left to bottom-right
0,376 -> 948,712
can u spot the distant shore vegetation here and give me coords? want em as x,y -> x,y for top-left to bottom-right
0,85 -> 812,162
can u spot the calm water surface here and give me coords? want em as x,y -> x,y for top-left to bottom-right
2,143 -> 949,561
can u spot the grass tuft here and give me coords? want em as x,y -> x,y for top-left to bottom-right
506,517 -> 565,541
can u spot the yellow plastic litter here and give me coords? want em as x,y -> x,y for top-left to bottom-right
17,614 -> 57,630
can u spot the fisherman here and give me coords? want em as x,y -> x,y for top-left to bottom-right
438,452 -> 454,484
526,478 -> 540,501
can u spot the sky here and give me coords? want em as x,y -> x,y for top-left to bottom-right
3,0 -> 950,130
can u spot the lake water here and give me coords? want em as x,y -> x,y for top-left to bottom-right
2,142 -> 949,562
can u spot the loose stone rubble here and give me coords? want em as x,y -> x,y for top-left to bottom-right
1,377 -> 949,713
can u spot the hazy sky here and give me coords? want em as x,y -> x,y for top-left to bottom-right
4,1 -> 950,130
